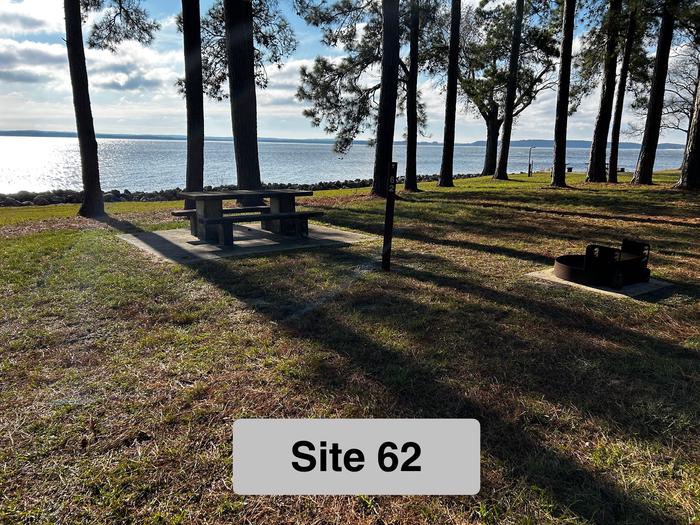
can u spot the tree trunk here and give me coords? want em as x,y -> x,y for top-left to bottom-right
64,0 -> 104,218
675,72 -> 700,189
223,0 -> 262,194
586,0 -> 622,183
494,0 -> 524,181
632,0 -> 677,185
551,0 -> 576,188
438,0 -> 461,187
404,0 -> 420,192
371,0 -> 401,197
482,116 -> 502,176
680,65 -> 699,172
182,0 -> 205,209
608,11 -> 636,182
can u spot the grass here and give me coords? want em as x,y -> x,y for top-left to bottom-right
0,171 -> 698,524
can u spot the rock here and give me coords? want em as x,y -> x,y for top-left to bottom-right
2,172 -> 488,208
14,191 -> 35,201
33,196 -> 51,205
0,197 -> 22,206
49,195 -> 65,204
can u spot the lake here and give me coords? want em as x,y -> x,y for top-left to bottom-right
0,136 -> 685,194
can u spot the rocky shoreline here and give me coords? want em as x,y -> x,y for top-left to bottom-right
0,173 -> 483,207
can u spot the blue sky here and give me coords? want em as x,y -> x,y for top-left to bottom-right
0,0 -> 687,144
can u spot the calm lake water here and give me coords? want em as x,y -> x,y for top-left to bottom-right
0,136 -> 685,194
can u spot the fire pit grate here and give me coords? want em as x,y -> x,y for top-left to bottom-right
553,239 -> 651,289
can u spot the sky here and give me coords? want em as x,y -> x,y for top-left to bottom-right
0,0 -> 688,144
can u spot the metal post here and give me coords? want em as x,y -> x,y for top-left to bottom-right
528,147 -> 534,177
381,162 -> 398,271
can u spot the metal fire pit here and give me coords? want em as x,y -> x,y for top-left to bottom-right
554,239 -> 651,289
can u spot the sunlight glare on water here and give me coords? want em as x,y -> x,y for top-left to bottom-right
0,137 -> 80,193
0,136 -> 686,194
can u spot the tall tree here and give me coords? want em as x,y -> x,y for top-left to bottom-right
223,0 -> 262,192
181,0 -> 205,209
196,0 -> 296,191
64,0 -> 159,218
438,0 -> 461,187
551,0 -> 577,188
676,73 -> 699,189
586,0 -> 623,183
632,0 -> 679,184
608,9 -> 640,181
403,0 -> 440,190
680,62 -> 700,171
447,4 -> 556,176
630,44 -> 699,169
296,4 -> 389,156
296,0 -> 438,193
494,0 -> 525,181
372,0 -> 401,196
570,0 -> 650,180
196,0 -> 296,100
404,0 -> 421,191
65,0 -> 103,218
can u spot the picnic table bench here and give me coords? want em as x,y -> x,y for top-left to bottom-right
176,189 -> 323,246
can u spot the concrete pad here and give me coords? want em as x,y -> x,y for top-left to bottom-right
118,223 -> 374,264
526,268 -> 673,299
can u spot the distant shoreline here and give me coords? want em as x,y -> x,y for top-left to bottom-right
0,130 -> 687,150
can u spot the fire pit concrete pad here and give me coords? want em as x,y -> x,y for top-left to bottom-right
526,268 -> 673,299
118,224 -> 374,264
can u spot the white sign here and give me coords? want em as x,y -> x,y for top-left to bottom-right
232,419 -> 480,495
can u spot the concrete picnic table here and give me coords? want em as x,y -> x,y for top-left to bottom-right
178,189 -> 316,244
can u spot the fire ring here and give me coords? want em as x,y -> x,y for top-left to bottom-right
552,239 -> 651,289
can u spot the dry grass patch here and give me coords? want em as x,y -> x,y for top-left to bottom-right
1,172 -> 698,523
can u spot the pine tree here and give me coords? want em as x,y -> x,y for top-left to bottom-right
493,0 -> 525,181
586,0 -> 623,183
632,0 -> 679,184
64,0 -> 159,218
181,0 -> 205,208
437,0 -> 461,187
551,0 -> 577,188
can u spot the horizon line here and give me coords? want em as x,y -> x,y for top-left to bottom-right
0,130 -> 687,148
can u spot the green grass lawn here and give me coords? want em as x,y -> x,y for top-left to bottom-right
1,172 -> 698,524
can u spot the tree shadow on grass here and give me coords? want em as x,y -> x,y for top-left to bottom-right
99,214 -> 697,524
309,200 -> 698,264
311,206 -> 557,265
205,249 -> 695,524
468,201 -> 698,228
413,187 -> 700,217
389,251 -> 699,434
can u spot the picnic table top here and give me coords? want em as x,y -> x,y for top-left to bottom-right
179,189 -> 314,200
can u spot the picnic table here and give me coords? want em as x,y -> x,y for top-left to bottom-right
176,189 -> 323,246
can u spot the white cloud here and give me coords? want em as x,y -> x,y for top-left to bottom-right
0,2 -> 689,145
0,36 -> 182,90
0,0 -> 64,35
87,42 -> 181,93
0,38 -> 67,89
